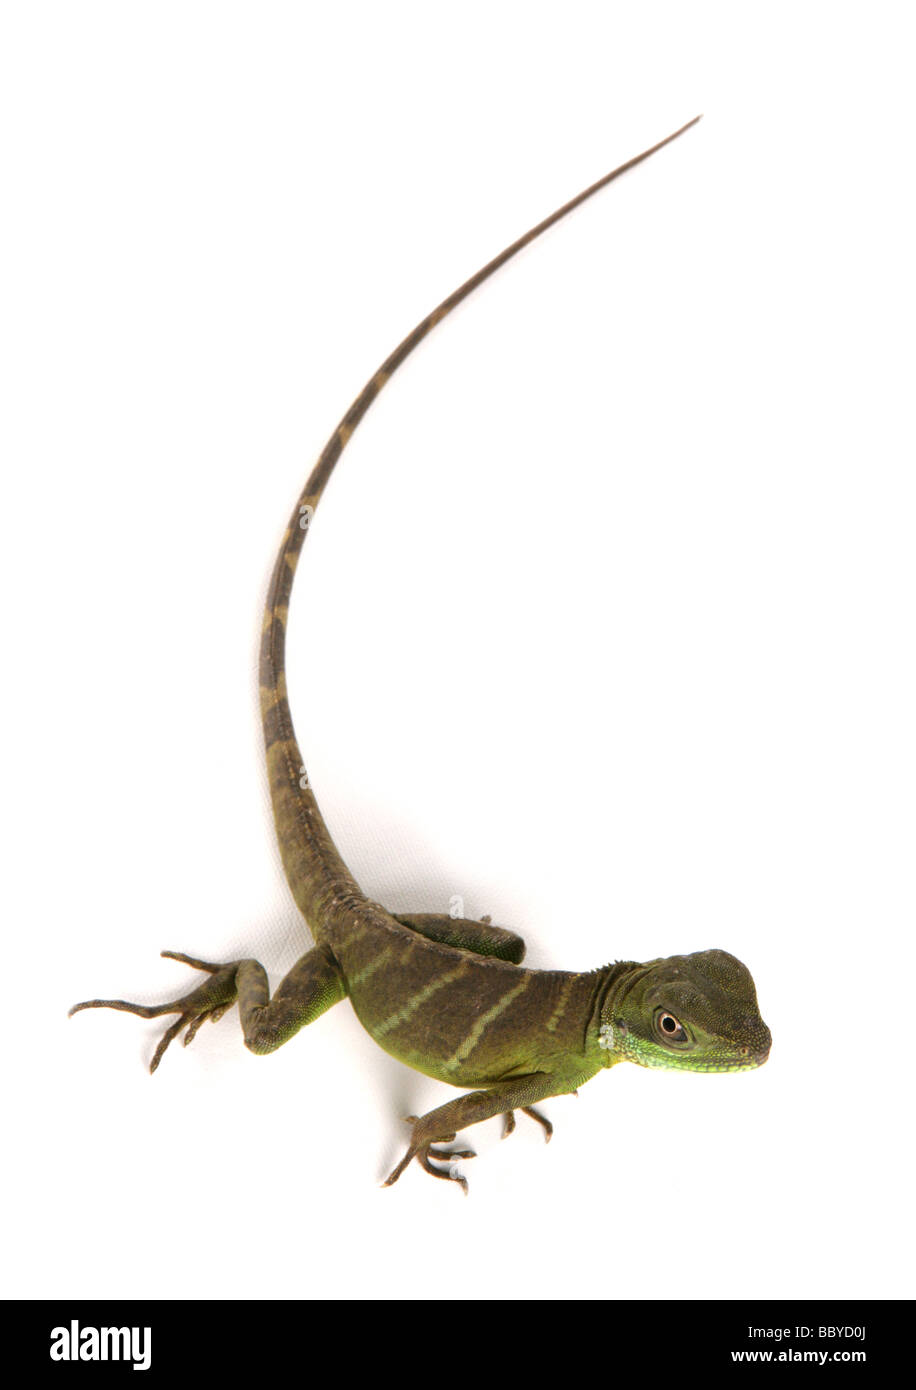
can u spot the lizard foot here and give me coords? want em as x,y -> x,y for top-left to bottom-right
502,1105 -> 553,1142
69,951 -> 241,1073
383,1118 -> 476,1194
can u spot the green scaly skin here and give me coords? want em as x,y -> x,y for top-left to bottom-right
70,116 -> 771,1192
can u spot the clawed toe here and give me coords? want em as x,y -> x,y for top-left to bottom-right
69,953 -> 240,1072
160,950 -> 224,974
523,1106 -> 553,1142
383,1125 -> 477,1192
417,1147 -> 471,1193
150,1016 -> 187,1073
182,1001 -> 231,1047
502,1105 -> 553,1142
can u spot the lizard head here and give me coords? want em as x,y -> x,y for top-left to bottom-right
599,949 -> 771,1073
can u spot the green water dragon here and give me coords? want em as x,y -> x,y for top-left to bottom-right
71,115 -> 771,1191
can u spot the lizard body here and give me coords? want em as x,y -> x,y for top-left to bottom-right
72,116 -> 771,1190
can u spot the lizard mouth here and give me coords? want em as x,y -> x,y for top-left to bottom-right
752,1025 -> 772,1067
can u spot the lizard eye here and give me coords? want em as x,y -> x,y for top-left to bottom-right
655,1010 -> 689,1045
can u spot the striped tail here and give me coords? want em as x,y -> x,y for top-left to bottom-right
259,116 -> 702,933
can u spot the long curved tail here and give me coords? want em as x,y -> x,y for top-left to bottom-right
259,116 -> 702,933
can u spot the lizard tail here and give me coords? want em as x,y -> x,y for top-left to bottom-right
259,116 -> 702,931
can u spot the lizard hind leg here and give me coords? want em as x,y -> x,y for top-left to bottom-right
69,942 -> 346,1073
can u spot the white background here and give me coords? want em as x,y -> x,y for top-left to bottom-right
3,2 -> 914,1301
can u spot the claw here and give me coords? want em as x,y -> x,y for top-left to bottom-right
68,998 -> 173,1021
182,1001 -> 231,1047
522,1105 -> 553,1142
502,1105 -> 553,1143
182,1013 -> 208,1047
383,1121 -> 476,1192
160,950 -> 224,975
418,1147 -> 470,1194
69,954 -> 240,1072
150,1017 -> 186,1073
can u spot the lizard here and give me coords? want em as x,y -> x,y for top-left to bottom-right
70,114 -> 771,1192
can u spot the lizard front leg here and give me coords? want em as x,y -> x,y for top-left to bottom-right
383,1073 -> 559,1193
69,942 -> 345,1071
